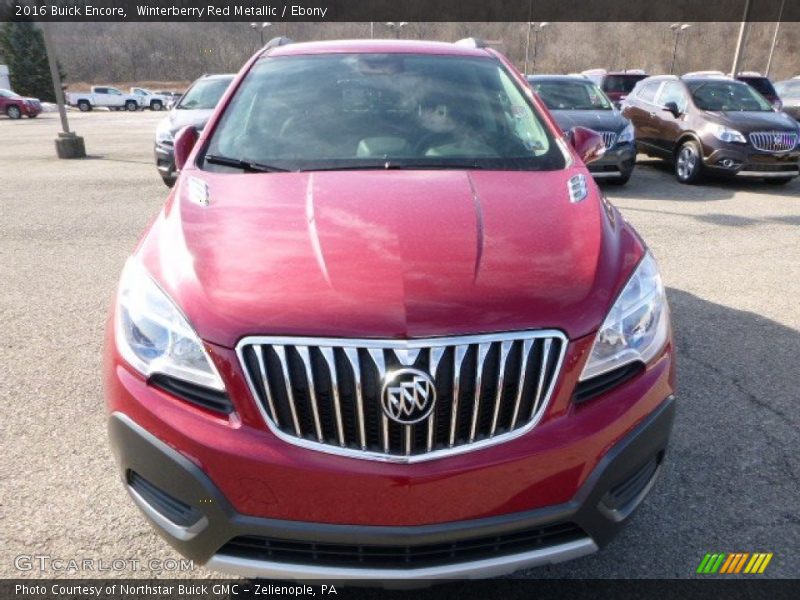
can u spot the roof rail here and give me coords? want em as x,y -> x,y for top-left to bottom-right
454,37 -> 489,49
737,71 -> 764,77
261,37 -> 293,53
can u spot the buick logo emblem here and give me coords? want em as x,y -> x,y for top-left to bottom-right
774,134 -> 782,146
381,368 -> 436,425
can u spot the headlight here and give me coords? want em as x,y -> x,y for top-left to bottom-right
155,121 -> 174,144
115,259 -> 224,391
580,253 -> 669,381
709,124 -> 746,144
617,122 -> 635,144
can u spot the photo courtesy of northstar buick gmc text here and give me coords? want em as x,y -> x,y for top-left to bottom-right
105,37 -> 675,583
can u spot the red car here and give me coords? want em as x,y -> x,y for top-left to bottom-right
105,39 -> 675,582
0,88 -> 42,119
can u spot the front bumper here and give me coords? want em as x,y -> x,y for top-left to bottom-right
703,145 -> 800,178
108,389 -> 674,580
587,143 -> 636,180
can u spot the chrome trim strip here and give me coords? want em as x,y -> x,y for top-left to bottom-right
469,343 -> 492,443
320,347 -> 345,447
509,338 -> 534,430
235,330 -> 567,464
343,347 -> 366,450
367,349 -> 389,453
427,347 -> 447,452
590,171 -> 624,179
531,338 -> 552,419
296,346 -> 323,442
490,340 -> 514,437
127,486 -> 208,542
736,170 -> 799,177
206,537 -> 597,581
255,346 -> 278,425
273,345 -> 301,437
449,344 -> 469,448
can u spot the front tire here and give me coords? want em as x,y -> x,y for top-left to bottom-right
160,173 -> 176,188
150,100 -> 163,111
125,100 -> 137,112
675,140 -> 703,184
27,113 -> 38,118
77,101 -> 91,112
6,105 -> 22,119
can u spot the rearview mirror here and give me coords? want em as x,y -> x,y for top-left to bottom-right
662,101 -> 681,118
173,126 -> 199,172
568,126 -> 606,165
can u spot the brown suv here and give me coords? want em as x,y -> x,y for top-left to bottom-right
622,75 -> 800,184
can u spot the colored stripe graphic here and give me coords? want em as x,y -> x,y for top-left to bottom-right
701,552 -> 774,575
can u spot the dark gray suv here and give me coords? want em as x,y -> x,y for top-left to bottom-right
528,75 -> 636,185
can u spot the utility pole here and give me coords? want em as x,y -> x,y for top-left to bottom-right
524,22 -> 548,75
40,22 -> 85,158
730,0 -> 752,77
765,0 -> 785,76
669,23 -> 692,75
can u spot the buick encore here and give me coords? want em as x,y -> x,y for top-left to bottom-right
106,39 -> 676,582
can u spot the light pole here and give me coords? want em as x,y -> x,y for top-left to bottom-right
250,22 -> 272,46
669,23 -> 692,75
765,0 -> 785,77
384,22 -> 408,39
730,0 -> 752,77
524,22 -> 548,75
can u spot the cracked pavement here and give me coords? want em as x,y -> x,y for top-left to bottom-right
1,113 -> 798,581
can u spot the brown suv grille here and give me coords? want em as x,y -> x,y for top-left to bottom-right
748,131 -> 798,152
237,332 -> 566,462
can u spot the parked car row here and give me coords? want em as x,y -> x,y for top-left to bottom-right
65,86 -> 181,112
524,69 -> 800,186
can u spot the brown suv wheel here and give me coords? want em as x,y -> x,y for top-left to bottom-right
675,140 -> 703,184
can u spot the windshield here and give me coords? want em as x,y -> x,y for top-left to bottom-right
177,77 -> 233,110
530,79 -> 613,110
688,81 -> 773,112
203,54 -> 565,172
0,88 -> 20,98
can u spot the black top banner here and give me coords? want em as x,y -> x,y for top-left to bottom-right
2,0 -> 800,22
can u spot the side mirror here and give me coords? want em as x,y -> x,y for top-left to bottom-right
568,126 -> 606,165
662,101 -> 681,118
173,126 -> 199,172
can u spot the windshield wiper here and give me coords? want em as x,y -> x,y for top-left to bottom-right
205,154 -> 289,173
298,160 -> 489,172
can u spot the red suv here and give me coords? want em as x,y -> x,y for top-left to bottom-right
0,88 -> 42,119
105,39 -> 675,582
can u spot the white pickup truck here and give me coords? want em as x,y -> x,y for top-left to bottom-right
129,87 -> 171,111
66,86 -> 140,112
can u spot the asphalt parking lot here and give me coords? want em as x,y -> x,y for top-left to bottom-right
1,111 -> 798,582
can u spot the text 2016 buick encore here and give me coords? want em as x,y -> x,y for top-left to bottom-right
105,39 -> 676,582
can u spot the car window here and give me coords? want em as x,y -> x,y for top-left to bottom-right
94,88 -> 107,94
0,89 -> 15,98
177,77 -> 233,110
656,81 -> 688,113
738,77 -> 776,97
109,88 -> 122,95
531,80 -> 613,110
688,81 -> 773,111
204,54 -> 566,172
636,81 -> 662,103
603,75 -> 647,94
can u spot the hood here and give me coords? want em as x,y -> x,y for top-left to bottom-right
705,110 -> 799,131
549,110 -> 627,134
139,168 -> 643,347
165,108 -> 215,135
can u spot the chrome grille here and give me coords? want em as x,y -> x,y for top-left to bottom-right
237,331 -> 567,463
748,131 -> 798,152
600,131 -> 617,148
